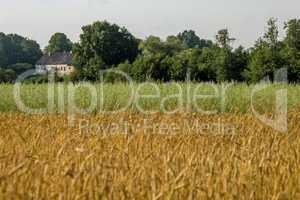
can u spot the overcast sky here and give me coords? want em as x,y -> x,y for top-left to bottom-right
0,0 -> 299,48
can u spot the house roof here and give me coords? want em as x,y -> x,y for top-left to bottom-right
36,52 -> 73,65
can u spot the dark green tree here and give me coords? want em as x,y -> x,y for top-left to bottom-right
20,38 -> 43,64
213,29 -> 240,82
0,33 -> 10,67
45,33 -> 73,55
231,46 -> 249,81
0,68 -> 17,83
131,36 -> 183,81
4,63 -> 34,75
0,33 -> 42,68
169,49 -> 203,81
197,46 -> 219,81
245,18 -> 285,82
72,21 -> 139,80
281,19 -> 300,82
177,30 -> 212,49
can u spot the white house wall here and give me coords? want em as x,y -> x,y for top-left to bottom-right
36,64 -> 75,76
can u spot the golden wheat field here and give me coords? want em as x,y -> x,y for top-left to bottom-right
0,105 -> 299,200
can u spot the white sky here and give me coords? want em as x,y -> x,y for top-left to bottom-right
0,0 -> 299,48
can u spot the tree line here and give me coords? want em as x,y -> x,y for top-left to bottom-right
1,18 -> 300,83
0,33 -> 42,82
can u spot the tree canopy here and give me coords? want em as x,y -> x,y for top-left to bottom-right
70,19 -> 300,83
0,33 -> 42,82
1,18 -> 300,83
177,30 -> 212,49
245,18 -> 286,82
0,33 -> 42,68
44,33 -> 73,55
72,21 -> 139,80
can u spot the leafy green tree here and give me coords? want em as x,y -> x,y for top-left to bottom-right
0,33 -> 42,67
20,38 -> 43,64
80,56 -> 106,81
0,68 -> 17,83
5,63 -> 34,75
9,34 -> 42,65
0,33 -> 10,67
131,56 -> 148,81
197,46 -> 219,81
132,54 -> 169,81
165,36 -> 184,54
177,30 -> 212,49
73,21 -> 139,80
213,29 -> 241,82
245,40 -> 272,82
231,46 -> 249,81
169,49 -> 203,81
284,19 -> 300,49
74,21 -> 139,66
45,33 -> 73,55
264,18 -> 279,47
281,19 -> 300,82
138,36 -> 182,56
100,61 -> 133,82
168,52 -> 188,81
245,18 -> 285,82
117,60 -> 132,75
131,36 -> 166,81
213,47 -> 237,82
132,36 -> 183,81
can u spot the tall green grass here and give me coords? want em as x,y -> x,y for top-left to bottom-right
0,82 -> 299,113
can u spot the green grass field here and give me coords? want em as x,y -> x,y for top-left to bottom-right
0,82 -> 299,113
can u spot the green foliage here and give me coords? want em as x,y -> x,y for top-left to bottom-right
1,18 -> 300,83
117,60 -> 132,75
177,30 -> 212,49
4,63 -> 34,75
214,48 -> 234,82
232,46 -> 249,81
0,33 -> 42,67
197,47 -> 218,81
48,19 -> 300,83
72,21 -> 139,81
281,19 -> 300,82
44,33 -> 73,55
76,56 -> 106,81
245,19 -> 286,82
169,49 -> 201,81
126,29 -> 247,83
0,69 -> 16,83
0,33 -> 42,83
131,36 -> 184,81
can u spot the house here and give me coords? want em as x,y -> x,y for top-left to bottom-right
36,52 -> 75,76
